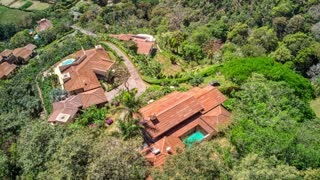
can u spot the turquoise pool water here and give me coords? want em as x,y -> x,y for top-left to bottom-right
183,131 -> 205,147
61,59 -> 75,66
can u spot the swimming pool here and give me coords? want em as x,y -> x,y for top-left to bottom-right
183,131 -> 205,147
61,59 -> 75,66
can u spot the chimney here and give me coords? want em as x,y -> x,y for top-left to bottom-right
95,45 -> 104,51
150,113 -> 157,121
166,147 -> 172,154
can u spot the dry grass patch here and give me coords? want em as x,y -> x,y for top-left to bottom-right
27,1 -> 50,10
9,0 -> 24,8
0,0 -> 15,6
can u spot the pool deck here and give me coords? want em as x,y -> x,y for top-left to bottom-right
53,63 -> 65,89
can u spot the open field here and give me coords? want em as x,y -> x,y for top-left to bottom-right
27,1 -> 50,10
154,52 -> 182,76
9,0 -> 24,8
0,0 -> 50,10
0,5 -> 30,24
311,97 -> 320,118
0,0 -> 14,6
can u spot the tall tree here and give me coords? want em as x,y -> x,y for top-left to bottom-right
87,136 -> 148,179
17,122 -> 73,179
231,154 -> 301,179
152,141 -> 235,179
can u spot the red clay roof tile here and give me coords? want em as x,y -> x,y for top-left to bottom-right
12,44 -> 36,60
140,92 -> 203,139
140,86 -> 231,167
0,62 -> 16,79
142,136 -> 185,167
111,34 -> 155,55
48,87 -> 108,123
62,48 -> 114,93
36,18 -> 53,32
0,49 -> 12,57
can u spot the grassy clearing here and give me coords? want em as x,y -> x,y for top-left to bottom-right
0,0 -> 15,6
154,52 -> 182,76
27,1 -> 50,10
0,0 -> 50,10
0,5 -> 30,24
311,97 -> 320,118
202,72 -> 237,91
9,0 -> 24,8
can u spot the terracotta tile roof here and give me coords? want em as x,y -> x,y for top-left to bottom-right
77,87 -> 108,108
142,136 -> 185,167
48,95 -> 82,123
0,49 -> 12,57
0,56 -> 2,62
62,48 -> 114,93
110,34 -> 134,41
140,86 -> 231,167
134,40 -> 154,55
189,86 -> 227,113
12,44 -> 36,60
0,62 -> 17,79
24,43 -> 37,51
110,34 -> 155,55
36,18 -> 53,32
200,105 -> 232,132
48,87 -> 108,123
140,91 -> 203,139
169,117 -> 216,138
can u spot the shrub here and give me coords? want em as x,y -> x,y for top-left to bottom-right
220,57 -> 313,100
20,1 -> 33,10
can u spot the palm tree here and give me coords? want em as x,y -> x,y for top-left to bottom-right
113,89 -> 144,139
113,89 -> 143,122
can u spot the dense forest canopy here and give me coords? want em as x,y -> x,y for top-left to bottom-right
1,0 -> 320,179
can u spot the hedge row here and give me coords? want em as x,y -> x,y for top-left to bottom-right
100,42 -> 122,61
142,64 -> 221,85
20,1 -> 33,10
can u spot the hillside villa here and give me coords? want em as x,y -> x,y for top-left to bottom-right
110,34 -> 156,55
0,43 -> 37,79
140,85 -> 232,166
48,88 -> 108,124
48,45 -> 114,124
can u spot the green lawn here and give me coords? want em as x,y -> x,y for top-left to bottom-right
311,97 -> 320,118
0,5 -> 30,24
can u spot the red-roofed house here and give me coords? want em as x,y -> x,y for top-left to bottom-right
0,62 -> 17,79
110,34 -> 156,55
48,87 -> 108,124
140,85 -> 232,166
0,49 -> 13,59
36,18 -> 53,32
12,43 -> 37,63
59,46 -> 114,95
49,46 -> 114,124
